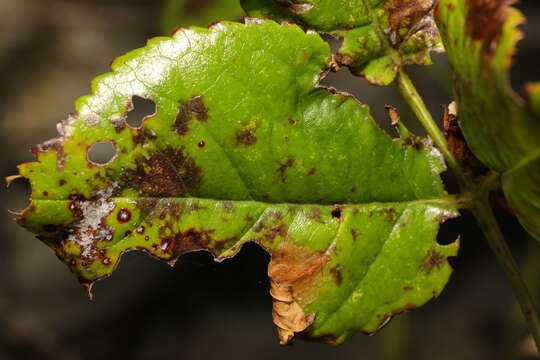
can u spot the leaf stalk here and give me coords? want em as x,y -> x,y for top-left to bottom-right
396,67 -> 540,353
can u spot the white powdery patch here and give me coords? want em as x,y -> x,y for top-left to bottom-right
420,137 -> 446,172
68,199 -> 116,258
56,112 -> 78,138
425,205 -> 457,222
69,183 -> 118,258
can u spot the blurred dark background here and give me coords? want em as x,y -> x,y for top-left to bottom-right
1,0 -> 539,359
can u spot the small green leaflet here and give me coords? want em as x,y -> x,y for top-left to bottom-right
11,20 -> 458,344
241,0 -> 444,85
436,0 -> 540,241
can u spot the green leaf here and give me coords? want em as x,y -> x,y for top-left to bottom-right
241,0 -> 444,85
12,20 -> 458,344
161,0 -> 245,34
436,0 -> 540,241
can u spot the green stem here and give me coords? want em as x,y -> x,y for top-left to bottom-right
396,69 -> 470,188
396,67 -> 540,353
473,200 -> 540,352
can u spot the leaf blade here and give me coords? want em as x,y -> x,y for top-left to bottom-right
15,19 -> 457,343
436,0 -> 540,240
241,0 -> 444,85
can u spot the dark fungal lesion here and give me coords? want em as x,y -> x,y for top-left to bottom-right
235,129 -> 257,146
158,228 -> 215,258
329,266 -> 343,285
420,249 -> 446,274
464,0 -> 510,56
173,95 -> 208,136
132,127 -> 157,145
120,146 -> 203,197
276,157 -> 295,183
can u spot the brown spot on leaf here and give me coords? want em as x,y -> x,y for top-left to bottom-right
198,141 -> 206,148
386,0 -> 436,45
253,217 -> 287,243
68,200 -> 83,218
268,243 -> 326,344
465,0 -> 514,56
379,207 -> 398,221
387,0 -> 434,30
32,139 -> 67,169
330,267 -> 343,285
59,179 -> 66,186
124,146 -> 203,197
173,96 -> 208,135
111,118 -> 126,133
132,128 -> 157,145
236,129 -> 257,146
221,201 -> 235,213
136,225 -> 146,234
117,208 -> 132,223
420,249 -> 446,274
331,205 -> 343,219
160,228 -> 214,257
288,118 -> 296,125
403,285 -> 414,291
307,168 -> 316,176
351,229 -> 359,241
309,207 -> 325,223
276,157 -> 295,183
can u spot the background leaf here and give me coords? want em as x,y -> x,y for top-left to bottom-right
14,19 -> 458,344
241,0 -> 444,85
436,0 -> 540,241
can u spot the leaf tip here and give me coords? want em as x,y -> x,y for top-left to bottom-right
5,174 -> 22,188
82,281 -> 95,301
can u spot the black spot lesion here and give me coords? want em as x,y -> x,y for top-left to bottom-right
331,205 -> 343,219
159,228 -> 214,257
236,129 -> 257,146
121,146 -> 203,197
420,249 -> 446,274
117,208 -> 132,223
132,127 -> 157,145
173,95 -> 208,136
276,157 -> 295,183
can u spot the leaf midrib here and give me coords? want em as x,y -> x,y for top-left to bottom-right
29,196 -> 459,208
505,146 -> 540,176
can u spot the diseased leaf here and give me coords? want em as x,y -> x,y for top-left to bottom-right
12,20 -> 458,344
161,0 -> 244,33
241,0 -> 444,85
436,0 -> 540,241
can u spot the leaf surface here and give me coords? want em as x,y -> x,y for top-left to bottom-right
13,20 -> 458,344
241,0 -> 444,85
436,0 -> 540,241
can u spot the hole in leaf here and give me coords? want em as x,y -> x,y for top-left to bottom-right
331,207 -> 342,219
88,141 -> 116,165
126,95 -> 156,128
6,175 -> 32,213
436,216 -> 461,246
